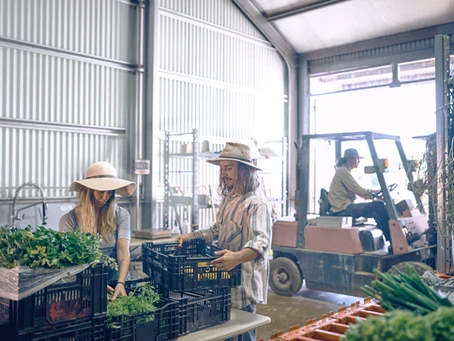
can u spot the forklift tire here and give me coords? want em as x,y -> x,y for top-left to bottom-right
269,257 -> 303,296
386,261 -> 433,276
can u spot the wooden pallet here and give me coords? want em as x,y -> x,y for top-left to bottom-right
258,297 -> 385,341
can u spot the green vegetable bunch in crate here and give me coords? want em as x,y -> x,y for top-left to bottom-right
362,263 -> 452,315
106,280 -> 180,341
0,226 -> 103,269
142,239 -> 241,292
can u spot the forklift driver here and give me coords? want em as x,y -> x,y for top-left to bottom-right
328,148 -> 391,243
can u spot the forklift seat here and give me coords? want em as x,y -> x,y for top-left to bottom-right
318,189 -> 332,216
318,189 -> 367,225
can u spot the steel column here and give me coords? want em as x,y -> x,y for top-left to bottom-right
141,0 -> 160,232
435,34 -> 451,273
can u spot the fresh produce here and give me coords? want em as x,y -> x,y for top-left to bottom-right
429,306 -> 454,340
0,225 -> 103,269
106,283 -> 160,328
344,309 -> 433,341
344,307 -> 454,341
362,264 -> 452,315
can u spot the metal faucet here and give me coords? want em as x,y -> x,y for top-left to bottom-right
11,182 -> 48,227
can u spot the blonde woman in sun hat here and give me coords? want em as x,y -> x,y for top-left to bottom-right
59,161 -> 136,299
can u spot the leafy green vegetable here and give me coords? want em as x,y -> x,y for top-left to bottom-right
106,283 -> 160,329
0,225 -> 103,269
344,309 -> 434,341
429,307 -> 454,340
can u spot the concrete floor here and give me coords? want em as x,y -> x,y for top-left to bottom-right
255,285 -> 364,341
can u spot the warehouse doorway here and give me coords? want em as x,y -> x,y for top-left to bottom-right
307,62 -> 439,215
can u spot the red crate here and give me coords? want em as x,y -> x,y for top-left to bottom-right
9,262 -> 107,334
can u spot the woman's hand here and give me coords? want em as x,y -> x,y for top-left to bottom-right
108,283 -> 127,300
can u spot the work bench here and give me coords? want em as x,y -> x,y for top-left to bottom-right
178,309 -> 271,341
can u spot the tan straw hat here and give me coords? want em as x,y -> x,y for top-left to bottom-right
70,161 -> 136,197
207,142 -> 261,170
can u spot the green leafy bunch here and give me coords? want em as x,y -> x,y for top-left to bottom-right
344,309 -> 433,341
106,283 -> 160,329
344,307 -> 454,341
0,225 -> 103,269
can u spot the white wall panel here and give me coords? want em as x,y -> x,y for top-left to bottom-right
0,126 -> 127,198
0,0 -> 143,64
0,0 -> 143,228
160,0 -> 265,40
1,47 -> 137,127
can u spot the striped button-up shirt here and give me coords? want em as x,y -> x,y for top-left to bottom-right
192,188 -> 272,309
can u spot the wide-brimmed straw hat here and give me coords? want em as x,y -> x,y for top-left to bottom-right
207,142 -> 261,170
343,148 -> 364,159
70,161 -> 136,197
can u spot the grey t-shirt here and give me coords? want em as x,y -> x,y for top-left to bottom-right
58,206 -> 131,248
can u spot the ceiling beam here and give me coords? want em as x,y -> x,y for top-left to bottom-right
266,0 -> 351,22
305,22 -> 454,61
232,0 -> 298,67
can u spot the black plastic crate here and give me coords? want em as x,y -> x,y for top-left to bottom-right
106,279 -> 179,341
3,316 -> 105,341
170,288 -> 232,335
142,239 -> 241,292
9,262 -> 107,334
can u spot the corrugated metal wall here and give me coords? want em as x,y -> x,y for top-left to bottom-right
0,0 -> 288,231
0,0 -> 143,228
156,0 -> 287,231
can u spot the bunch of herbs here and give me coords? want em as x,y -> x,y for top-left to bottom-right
0,225 -> 103,269
106,283 -> 160,329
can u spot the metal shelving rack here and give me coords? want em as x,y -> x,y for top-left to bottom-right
255,137 -> 288,218
163,129 -> 199,232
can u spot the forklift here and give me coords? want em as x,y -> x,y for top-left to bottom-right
270,131 -> 436,297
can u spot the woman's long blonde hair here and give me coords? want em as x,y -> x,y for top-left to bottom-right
75,187 -> 117,241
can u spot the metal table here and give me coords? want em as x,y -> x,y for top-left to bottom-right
178,308 -> 271,341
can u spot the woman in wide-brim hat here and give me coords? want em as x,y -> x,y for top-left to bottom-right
59,161 -> 136,299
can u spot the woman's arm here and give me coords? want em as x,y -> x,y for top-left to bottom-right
112,208 -> 131,299
112,238 -> 130,299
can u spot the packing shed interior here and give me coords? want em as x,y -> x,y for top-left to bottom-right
1,0 -> 454,259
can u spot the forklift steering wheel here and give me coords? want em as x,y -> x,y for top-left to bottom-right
373,183 -> 398,198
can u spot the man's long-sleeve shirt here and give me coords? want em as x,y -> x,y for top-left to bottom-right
192,188 -> 272,309
328,166 -> 372,213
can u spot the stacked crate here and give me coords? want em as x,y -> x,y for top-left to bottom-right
259,297 -> 384,341
1,262 -> 108,341
142,239 -> 242,337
